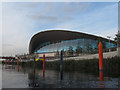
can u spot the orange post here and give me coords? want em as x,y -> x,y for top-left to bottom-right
99,42 -> 103,71
43,54 -> 45,78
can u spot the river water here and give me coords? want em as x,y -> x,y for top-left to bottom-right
2,64 -> 120,88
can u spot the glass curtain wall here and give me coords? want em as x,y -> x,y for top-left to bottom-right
34,39 -> 116,54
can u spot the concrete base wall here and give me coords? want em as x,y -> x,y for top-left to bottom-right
118,47 -> 120,57
37,52 -> 56,57
65,51 -> 118,60
46,51 -> 118,62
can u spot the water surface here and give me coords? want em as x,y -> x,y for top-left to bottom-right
2,63 -> 120,88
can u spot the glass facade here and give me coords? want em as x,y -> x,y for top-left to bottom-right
34,38 -> 116,54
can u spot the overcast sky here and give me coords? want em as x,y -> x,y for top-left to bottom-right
1,2 -> 118,56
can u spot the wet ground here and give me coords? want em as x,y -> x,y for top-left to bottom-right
2,64 -> 120,88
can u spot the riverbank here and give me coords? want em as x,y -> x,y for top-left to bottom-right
19,56 -> 120,77
2,56 -> 120,77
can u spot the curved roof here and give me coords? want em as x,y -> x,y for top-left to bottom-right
29,30 -> 116,54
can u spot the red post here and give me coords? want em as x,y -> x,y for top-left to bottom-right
17,58 -> 19,65
99,42 -> 103,71
17,58 -> 19,72
8,59 -> 10,69
5,60 -> 7,65
43,54 -> 45,78
8,59 -> 10,65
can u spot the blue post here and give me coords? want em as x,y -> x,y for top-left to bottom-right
60,50 -> 63,66
60,50 -> 63,80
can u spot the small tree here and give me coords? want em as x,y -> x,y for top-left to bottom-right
89,45 -> 93,54
85,43 -> 92,53
62,49 -> 65,56
68,46 -> 74,55
55,50 -> 59,56
114,31 -> 120,47
75,45 -> 82,54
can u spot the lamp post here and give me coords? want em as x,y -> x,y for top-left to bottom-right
107,36 -> 111,52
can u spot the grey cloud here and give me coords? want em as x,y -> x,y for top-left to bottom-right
27,14 -> 74,23
28,14 -> 58,21
23,2 -> 40,8
61,3 -> 91,13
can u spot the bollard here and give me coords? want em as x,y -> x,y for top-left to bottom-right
17,58 -> 19,65
60,51 -> 63,66
99,42 -> 103,71
5,60 -> 7,65
8,59 -> 10,69
8,59 -> 10,65
17,58 -> 19,72
43,54 -> 45,78
60,50 -> 63,80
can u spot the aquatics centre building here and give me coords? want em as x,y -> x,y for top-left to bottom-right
29,30 -> 117,55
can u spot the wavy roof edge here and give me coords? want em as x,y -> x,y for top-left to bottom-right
29,30 -> 116,54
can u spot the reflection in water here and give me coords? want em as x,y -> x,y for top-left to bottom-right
28,68 -> 39,87
17,64 -> 19,72
8,65 -> 10,69
5,60 -> 7,65
2,62 -> 120,88
8,60 -> 10,69
28,61 -> 39,87
99,71 -> 104,81
60,66 -> 63,80
60,51 -> 63,80
43,68 -> 45,79
12,65 -> 15,69
99,71 -> 104,88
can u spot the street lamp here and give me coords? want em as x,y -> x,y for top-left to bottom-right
107,36 -> 111,52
